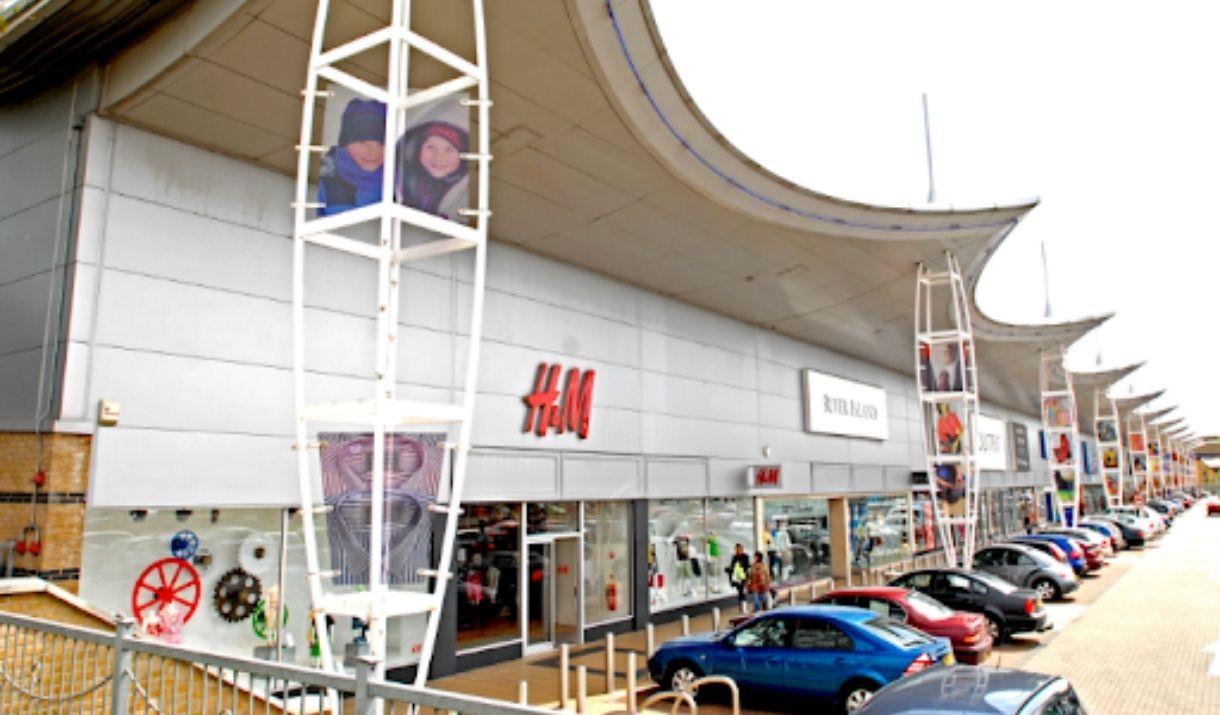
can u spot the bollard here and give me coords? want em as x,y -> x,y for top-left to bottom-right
577,666 -> 588,714
739,599 -> 748,615
646,623 -> 655,657
681,614 -> 690,636
626,651 -> 638,714
605,632 -> 616,694
788,587 -> 797,606
712,607 -> 721,631
519,680 -> 529,705
559,643 -> 571,710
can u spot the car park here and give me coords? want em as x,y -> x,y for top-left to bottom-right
1011,534 -> 1088,574
1102,513 -> 1151,546
1145,500 -> 1177,526
860,665 -> 1091,714
1040,528 -> 1108,568
1006,537 -> 1071,564
888,569 -> 1050,642
973,544 -> 1078,601
647,605 -> 954,713
815,587 -> 993,665
1107,506 -> 1166,536
1081,516 -> 1136,549
1077,519 -> 1124,551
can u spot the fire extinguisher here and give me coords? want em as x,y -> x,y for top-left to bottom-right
15,525 -> 40,556
605,578 -> 618,612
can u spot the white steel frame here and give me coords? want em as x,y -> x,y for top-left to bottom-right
914,253 -> 982,569
1093,391 -> 1124,509
1038,347 -> 1082,526
1125,412 -> 1149,502
290,0 -> 492,687
1147,427 -> 1163,499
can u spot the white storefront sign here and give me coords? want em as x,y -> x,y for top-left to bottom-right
977,414 -> 1008,471
802,370 -> 889,440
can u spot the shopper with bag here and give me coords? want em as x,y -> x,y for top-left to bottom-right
726,543 -> 750,603
747,551 -> 771,613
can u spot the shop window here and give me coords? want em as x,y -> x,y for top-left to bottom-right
849,495 -> 912,569
646,498 -> 754,611
762,498 -> 830,586
527,502 -> 579,535
456,504 -> 520,650
583,502 -> 632,624
911,493 -> 939,553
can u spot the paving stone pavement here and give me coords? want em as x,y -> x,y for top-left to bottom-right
1019,507 -> 1220,714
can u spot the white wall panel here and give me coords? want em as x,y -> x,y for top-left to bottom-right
0,349 -> 41,425
639,330 -> 756,389
561,455 -> 641,499
640,371 -> 757,424
640,413 -> 757,460
814,464 -> 852,493
647,458 -> 708,497
464,449 -> 559,501
89,427 -> 296,508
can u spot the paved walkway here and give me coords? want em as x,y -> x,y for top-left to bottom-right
432,510 -> 1220,713
1021,507 -> 1220,713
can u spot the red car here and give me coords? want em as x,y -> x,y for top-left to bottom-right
1207,498 -> 1220,516
815,586 -> 992,665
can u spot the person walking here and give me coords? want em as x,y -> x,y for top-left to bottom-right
727,543 -> 751,604
747,551 -> 771,613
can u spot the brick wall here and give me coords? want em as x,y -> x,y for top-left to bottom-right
0,432 -> 91,587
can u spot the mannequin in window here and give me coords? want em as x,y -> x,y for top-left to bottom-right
706,530 -> 723,593
772,524 -> 793,581
673,533 -> 694,597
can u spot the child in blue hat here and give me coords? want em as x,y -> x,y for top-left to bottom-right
318,99 -> 387,216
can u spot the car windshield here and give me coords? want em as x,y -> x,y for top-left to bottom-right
970,571 -> 1017,594
905,590 -> 956,620
859,616 -> 932,648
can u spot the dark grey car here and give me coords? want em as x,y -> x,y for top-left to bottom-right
973,543 -> 1078,601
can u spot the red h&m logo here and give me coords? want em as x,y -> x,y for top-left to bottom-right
752,465 -> 782,488
523,363 -> 596,439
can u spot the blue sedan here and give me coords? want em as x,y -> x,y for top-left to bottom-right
647,605 -> 954,713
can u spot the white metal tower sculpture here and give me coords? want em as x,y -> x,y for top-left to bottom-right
914,253 -> 982,569
1148,427 -> 1164,499
1125,412 -> 1149,502
289,0 -> 491,685
1093,391 -> 1124,509
1039,347 -> 1081,526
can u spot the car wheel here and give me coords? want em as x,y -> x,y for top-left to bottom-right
841,680 -> 879,713
1033,578 -> 1060,601
985,614 -> 1005,643
663,662 -> 702,695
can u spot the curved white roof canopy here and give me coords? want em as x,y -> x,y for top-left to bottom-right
1069,362 -> 1143,429
1114,389 -> 1165,417
95,0 -> 1115,415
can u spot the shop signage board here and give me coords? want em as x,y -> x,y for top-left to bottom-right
1010,422 -> 1031,471
976,415 -> 1007,471
748,465 -> 783,489
802,370 -> 889,440
523,363 -> 596,439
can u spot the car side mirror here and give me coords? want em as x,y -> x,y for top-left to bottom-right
722,636 -> 736,648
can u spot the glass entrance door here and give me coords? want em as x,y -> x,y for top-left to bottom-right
526,542 -> 552,647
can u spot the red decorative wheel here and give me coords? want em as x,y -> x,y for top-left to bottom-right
131,557 -> 202,623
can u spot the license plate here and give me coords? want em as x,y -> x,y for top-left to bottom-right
943,653 -> 955,665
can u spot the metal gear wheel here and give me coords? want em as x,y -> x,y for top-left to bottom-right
212,567 -> 262,623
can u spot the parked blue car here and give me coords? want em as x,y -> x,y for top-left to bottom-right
1010,534 -> 1086,575
647,605 -> 954,713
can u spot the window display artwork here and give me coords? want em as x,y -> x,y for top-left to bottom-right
1051,432 -> 1073,465
1096,419 -> 1118,443
935,404 -> 964,455
318,88 -> 469,222
318,432 -> 444,585
1102,447 -> 1119,470
1148,441 -> 1160,457
1042,396 -> 1074,428
919,341 -> 968,393
934,463 -> 966,517
1132,453 -> 1148,471
1129,433 -> 1146,452
1053,469 -> 1076,504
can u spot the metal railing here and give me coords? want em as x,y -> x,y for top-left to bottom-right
0,611 -> 549,714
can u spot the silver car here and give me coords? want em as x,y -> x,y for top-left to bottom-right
973,543 -> 1079,601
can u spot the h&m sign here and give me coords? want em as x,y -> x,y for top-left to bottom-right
523,363 -> 596,439
802,370 -> 889,440
748,465 -> 783,489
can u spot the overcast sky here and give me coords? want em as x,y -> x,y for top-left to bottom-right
652,0 -> 1218,438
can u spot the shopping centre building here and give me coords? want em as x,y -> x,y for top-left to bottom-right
0,0 -> 1181,678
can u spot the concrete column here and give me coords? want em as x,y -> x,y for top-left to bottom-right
828,497 -> 852,586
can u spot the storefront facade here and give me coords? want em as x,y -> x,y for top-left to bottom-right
5,100 -> 1056,677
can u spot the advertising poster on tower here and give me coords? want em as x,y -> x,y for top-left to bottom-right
317,86 -> 470,223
